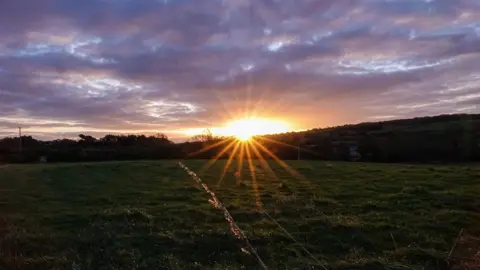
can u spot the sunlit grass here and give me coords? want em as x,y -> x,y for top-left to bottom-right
190,134 -> 308,214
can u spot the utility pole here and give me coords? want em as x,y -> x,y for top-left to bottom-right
18,126 -> 22,153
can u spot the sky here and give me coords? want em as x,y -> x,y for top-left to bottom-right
0,0 -> 479,141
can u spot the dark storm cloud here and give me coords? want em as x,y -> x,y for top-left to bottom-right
0,0 -> 479,139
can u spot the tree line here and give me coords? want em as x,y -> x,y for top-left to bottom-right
265,114 -> 480,162
1,114 -> 479,163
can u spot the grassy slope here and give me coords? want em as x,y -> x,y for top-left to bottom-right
0,161 -> 478,269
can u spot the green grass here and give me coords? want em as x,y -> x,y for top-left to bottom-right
0,161 -> 479,269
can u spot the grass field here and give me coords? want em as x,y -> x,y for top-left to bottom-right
0,160 -> 479,269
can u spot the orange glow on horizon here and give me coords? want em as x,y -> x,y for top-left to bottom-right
183,117 -> 290,140
224,117 -> 289,141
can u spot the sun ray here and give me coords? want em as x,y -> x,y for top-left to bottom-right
236,142 -> 246,184
245,72 -> 253,119
252,83 -> 307,119
187,137 -> 234,157
245,141 -> 262,210
249,139 -> 279,181
251,139 -> 306,182
246,85 -> 277,119
213,90 -> 244,120
217,141 -> 241,187
251,89 -> 286,117
199,139 -> 237,174
258,136 -> 321,157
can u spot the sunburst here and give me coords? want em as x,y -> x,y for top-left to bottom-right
188,123 -> 313,210
181,88 -> 326,267
183,68 -> 317,210
223,117 -> 289,141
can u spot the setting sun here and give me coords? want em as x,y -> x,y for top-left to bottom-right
182,117 -> 290,140
223,118 -> 289,141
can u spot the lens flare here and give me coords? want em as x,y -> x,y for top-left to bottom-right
223,117 -> 289,141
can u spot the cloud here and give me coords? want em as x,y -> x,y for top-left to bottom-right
0,0 -> 479,139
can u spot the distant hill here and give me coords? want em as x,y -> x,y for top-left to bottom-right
262,114 -> 480,162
